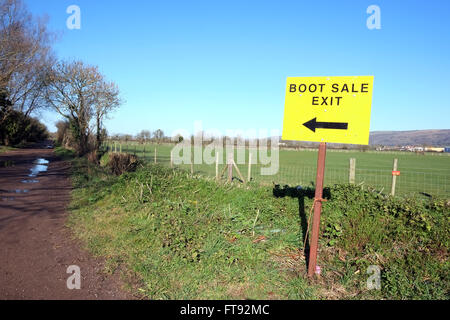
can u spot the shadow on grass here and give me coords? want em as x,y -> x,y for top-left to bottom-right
272,184 -> 331,269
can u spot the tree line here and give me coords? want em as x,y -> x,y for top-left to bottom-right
1,0 -> 122,157
110,129 -> 168,144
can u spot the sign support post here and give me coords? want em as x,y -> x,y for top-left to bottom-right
282,76 -> 374,279
308,142 -> 327,278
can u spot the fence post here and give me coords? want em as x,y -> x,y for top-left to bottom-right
170,150 -> 173,168
114,142 -> 117,153
349,158 -> 356,184
215,152 -> 219,180
191,149 -> 194,175
248,152 -> 252,182
120,143 -> 122,153
227,153 -> 233,183
391,158 -> 398,196
154,147 -> 157,164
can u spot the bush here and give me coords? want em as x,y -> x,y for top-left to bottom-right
0,109 -> 48,146
55,120 -> 97,156
55,120 -> 74,148
108,152 -> 139,175
87,150 -> 99,164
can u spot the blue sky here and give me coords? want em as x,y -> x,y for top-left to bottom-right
26,0 -> 450,136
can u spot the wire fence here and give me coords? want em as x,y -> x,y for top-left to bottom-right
105,142 -> 450,198
282,147 -> 450,157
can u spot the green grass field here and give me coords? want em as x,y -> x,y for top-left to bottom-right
107,142 -> 450,198
68,158 -> 450,300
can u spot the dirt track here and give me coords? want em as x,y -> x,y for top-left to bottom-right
0,142 -> 133,300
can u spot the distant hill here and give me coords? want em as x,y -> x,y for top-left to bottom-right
369,130 -> 450,146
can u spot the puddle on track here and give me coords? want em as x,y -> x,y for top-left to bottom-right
26,158 -> 49,179
33,159 -> 49,165
12,189 -> 29,193
2,189 -> 30,200
21,179 -> 39,184
29,164 -> 48,177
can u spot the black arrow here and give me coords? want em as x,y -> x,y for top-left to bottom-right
303,117 -> 348,133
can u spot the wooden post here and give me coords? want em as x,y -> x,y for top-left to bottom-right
170,150 -> 173,168
114,142 -> 117,153
120,143 -> 122,153
190,150 -> 194,175
308,142 -> 327,278
349,158 -> 356,184
247,152 -> 252,182
154,147 -> 157,164
215,152 -> 219,180
232,160 -> 246,183
227,153 -> 233,183
143,146 -> 145,159
391,158 -> 398,196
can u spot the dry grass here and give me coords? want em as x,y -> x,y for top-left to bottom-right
108,152 -> 139,175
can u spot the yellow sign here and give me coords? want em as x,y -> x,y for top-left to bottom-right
282,76 -> 374,145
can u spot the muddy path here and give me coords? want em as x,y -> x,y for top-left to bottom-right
0,142 -> 134,300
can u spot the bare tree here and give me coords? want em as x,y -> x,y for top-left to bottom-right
8,52 -> 55,117
0,0 -> 55,119
142,130 -> 151,143
136,129 -> 151,144
123,134 -> 132,143
110,133 -> 121,141
135,131 -> 144,144
153,129 -> 164,144
95,80 -> 121,151
44,60 -> 121,156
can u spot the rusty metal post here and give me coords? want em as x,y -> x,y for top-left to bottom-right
308,142 -> 327,278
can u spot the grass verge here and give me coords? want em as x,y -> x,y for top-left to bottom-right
0,145 -> 16,154
67,157 -> 449,300
54,146 -> 76,160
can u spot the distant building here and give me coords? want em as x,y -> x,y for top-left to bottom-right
445,147 -> 450,153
